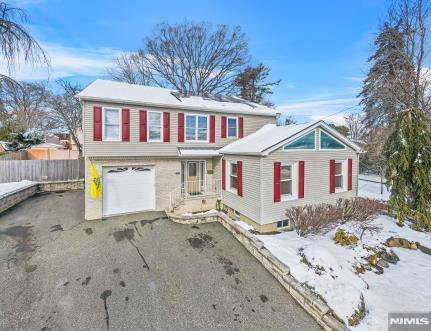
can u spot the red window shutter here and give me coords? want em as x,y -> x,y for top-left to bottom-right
121,108 -> 130,141
221,116 -> 227,138
298,161 -> 305,198
274,162 -> 281,202
163,112 -> 170,142
209,115 -> 215,143
93,106 -> 102,141
178,113 -> 185,142
238,117 -> 244,138
222,159 -> 226,190
237,161 -> 243,197
348,158 -> 353,191
329,160 -> 335,193
139,110 -> 147,142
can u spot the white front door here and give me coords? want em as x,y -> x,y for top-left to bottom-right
103,166 -> 155,216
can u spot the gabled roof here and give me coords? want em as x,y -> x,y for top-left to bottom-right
219,121 -> 362,156
77,79 -> 279,117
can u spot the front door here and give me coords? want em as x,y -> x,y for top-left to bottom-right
184,161 -> 206,195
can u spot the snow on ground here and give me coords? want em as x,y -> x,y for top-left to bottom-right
358,176 -> 390,201
181,209 -> 218,216
0,180 -> 35,198
235,188 -> 431,330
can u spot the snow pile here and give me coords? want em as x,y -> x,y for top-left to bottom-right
236,220 -> 254,231
181,209 -> 218,217
0,180 -> 36,198
254,217 -> 431,330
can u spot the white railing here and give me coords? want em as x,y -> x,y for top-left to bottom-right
169,179 -> 221,211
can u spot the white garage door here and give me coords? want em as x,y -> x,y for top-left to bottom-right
103,166 -> 155,216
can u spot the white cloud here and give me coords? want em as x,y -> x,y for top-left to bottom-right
1,43 -> 121,81
276,97 -> 361,125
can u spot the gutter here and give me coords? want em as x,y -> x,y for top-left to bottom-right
76,96 -> 279,117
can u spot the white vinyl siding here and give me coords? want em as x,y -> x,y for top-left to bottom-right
83,101 -> 276,157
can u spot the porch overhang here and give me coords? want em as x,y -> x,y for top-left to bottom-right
177,147 -> 221,157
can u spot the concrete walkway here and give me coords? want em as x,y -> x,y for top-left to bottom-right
0,190 -> 320,330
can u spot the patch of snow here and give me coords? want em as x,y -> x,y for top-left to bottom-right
181,209 -> 218,217
358,178 -> 390,201
236,220 -> 254,231
255,215 -> 431,330
0,180 -> 36,198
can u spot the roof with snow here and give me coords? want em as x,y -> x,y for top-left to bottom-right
77,79 -> 279,117
219,121 -> 362,155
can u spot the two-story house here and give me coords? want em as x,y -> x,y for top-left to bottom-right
78,79 -> 361,233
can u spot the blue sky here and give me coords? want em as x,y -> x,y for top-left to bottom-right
8,0 -> 390,124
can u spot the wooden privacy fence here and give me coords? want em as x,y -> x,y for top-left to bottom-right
0,150 -> 28,160
0,158 -> 84,183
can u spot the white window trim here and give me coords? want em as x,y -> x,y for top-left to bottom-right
102,107 -> 122,142
227,116 -> 238,138
335,159 -> 348,193
281,161 -> 299,201
319,129 -> 346,151
227,160 -> 238,195
283,129 -> 317,152
147,111 -> 163,142
277,219 -> 289,229
185,113 -> 209,143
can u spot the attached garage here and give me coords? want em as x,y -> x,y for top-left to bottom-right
102,165 -> 155,216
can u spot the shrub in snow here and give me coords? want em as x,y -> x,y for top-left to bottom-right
286,203 -> 342,237
348,294 -> 366,326
334,229 -> 359,246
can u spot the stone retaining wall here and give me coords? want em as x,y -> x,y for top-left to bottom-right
169,210 -> 347,331
0,179 -> 84,214
166,210 -> 219,224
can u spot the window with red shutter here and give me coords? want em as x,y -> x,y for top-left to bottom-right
209,115 -> 215,143
222,159 -> 226,190
139,111 -> 147,142
93,106 -> 102,141
329,160 -> 336,193
121,108 -> 130,141
178,113 -> 184,142
237,161 -> 243,197
348,158 -> 352,191
221,116 -> 227,138
274,162 -> 281,202
238,117 -> 244,138
298,161 -> 305,198
163,112 -> 170,142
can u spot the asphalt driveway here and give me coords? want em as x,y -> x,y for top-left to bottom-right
0,190 -> 320,331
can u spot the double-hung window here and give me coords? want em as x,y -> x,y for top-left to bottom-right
186,114 -> 208,141
103,108 -> 121,141
227,117 -> 238,138
229,162 -> 238,191
335,161 -> 344,189
148,111 -> 162,142
281,165 -> 293,196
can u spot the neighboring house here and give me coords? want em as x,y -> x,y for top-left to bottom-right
0,141 -> 13,153
77,79 -> 360,232
219,122 -> 362,232
77,79 -> 278,221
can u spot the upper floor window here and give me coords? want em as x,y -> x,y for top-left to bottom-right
320,131 -> 345,150
103,108 -> 121,141
148,111 -> 162,142
284,130 -> 315,150
227,117 -> 238,138
186,114 -> 208,141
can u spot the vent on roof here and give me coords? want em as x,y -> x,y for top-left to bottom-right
170,91 -> 257,108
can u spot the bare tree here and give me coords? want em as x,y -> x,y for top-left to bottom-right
48,80 -> 83,155
107,20 -> 249,94
0,2 -> 49,86
0,80 -> 54,134
105,53 -> 153,85
345,113 -> 366,141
